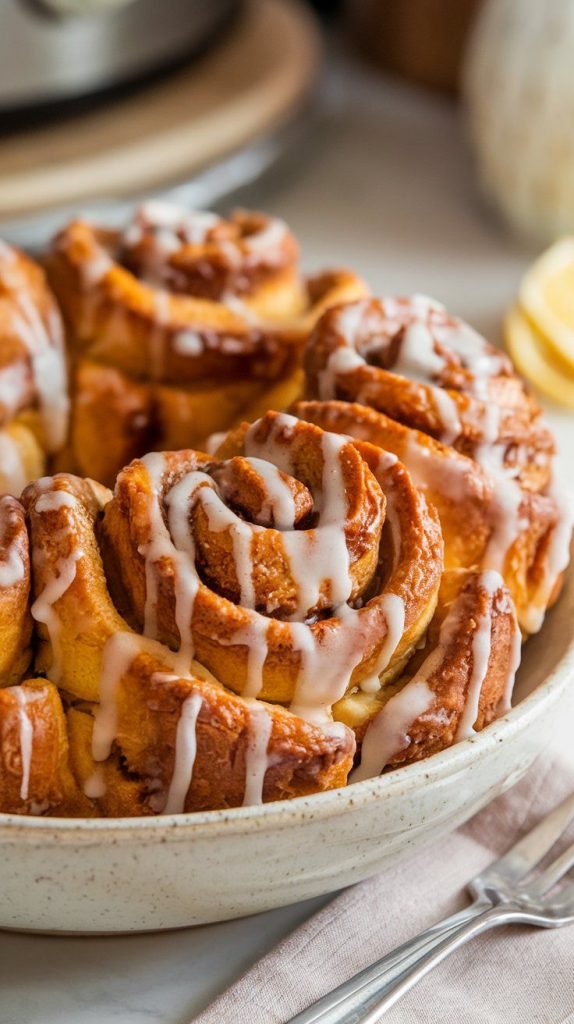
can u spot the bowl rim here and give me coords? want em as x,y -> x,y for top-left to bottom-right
1,612 -> 572,845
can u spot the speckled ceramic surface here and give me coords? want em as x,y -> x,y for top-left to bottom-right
1,562 -> 572,934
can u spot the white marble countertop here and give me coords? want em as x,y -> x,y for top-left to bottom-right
2,42 -> 574,1024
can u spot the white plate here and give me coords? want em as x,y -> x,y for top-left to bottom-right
1,563 -> 572,934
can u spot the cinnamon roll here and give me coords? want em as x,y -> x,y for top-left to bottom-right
10,452 -> 361,815
0,242 -> 69,495
302,296 -> 572,633
47,205 -> 367,486
102,411 -> 443,713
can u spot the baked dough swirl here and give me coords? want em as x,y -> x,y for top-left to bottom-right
302,296 -> 571,634
0,242 -> 69,494
102,411 -> 443,715
47,204 -> 367,486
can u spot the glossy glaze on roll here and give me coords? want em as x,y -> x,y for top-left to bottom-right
303,296 -> 572,635
0,242 -> 69,494
47,204 -> 368,486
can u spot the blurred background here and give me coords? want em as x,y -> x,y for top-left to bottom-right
2,0 -> 574,420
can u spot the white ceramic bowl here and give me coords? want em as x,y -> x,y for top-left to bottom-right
1,565 -> 573,934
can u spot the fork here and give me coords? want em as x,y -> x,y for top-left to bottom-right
286,791 -> 574,1024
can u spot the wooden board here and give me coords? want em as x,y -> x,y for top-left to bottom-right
0,0 -> 321,218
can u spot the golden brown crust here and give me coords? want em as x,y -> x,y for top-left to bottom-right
304,297 -> 554,490
68,641 -> 354,816
0,496 -> 33,686
47,211 -> 367,485
302,298 -> 567,632
0,681 -> 90,816
0,242 -> 69,494
292,399 -> 561,631
0,244 -> 64,428
101,412 -> 443,704
120,206 -> 302,302
349,568 -> 520,777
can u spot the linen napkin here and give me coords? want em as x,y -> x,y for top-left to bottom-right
194,758 -> 574,1024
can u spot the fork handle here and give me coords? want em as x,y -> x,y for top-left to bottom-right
344,903 -> 522,1023
285,897 -> 492,1024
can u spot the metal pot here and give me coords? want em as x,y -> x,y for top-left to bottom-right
0,0 -> 240,114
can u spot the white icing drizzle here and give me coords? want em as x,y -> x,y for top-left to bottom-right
142,453 -> 200,668
81,251 -> 112,287
0,497 -> 25,588
34,491 -> 77,513
319,330 -> 367,401
434,319 -> 503,400
243,457 -> 296,529
520,482 -> 574,634
162,690 -> 203,815
30,548 -> 83,683
192,481 -> 259,609
243,217 -> 288,255
0,544 -> 24,588
499,601 -> 522,715
204,431 -> 227,455
477,439 -> 522,576
377,450 -> 398,470
2,257 -> 69,451
90,631 -> 145,764
0,362 -> 30,420
236,621 -> 271,700
320,345 -> 365,401
318,297 -> 508,446
87,632 -> 209,809
393,321 -> 446,381
140,414 -> 400,725
430,385 -> 462,445
83,766 -> 107,800
221,292 -> 258,322
402,437 -> 473,505
325,296 -> 503,405
359,593 -> 406,693
122,204 -> 288,287
13,687 -> 33,801
0,430 -> 27,496
318,296 -> 539,587
242,701 -> 273,806
333,300 -> 372,347
246,420 -> 354,619
127,202 -> 221,251
172,330 -> 205,357
351,680 -> 434,783
352,583 -> 471,781
455,569 -> 502,740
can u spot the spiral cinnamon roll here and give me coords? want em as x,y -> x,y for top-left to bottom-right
47,204 -> 367,486
11,459 -> 358,815
302,296 -> 572,633
0,241 -> 69,494
102,411 -> 443,717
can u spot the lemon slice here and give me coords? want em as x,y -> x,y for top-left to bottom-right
505,304 -> 574,409
520,237 -> 574,374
